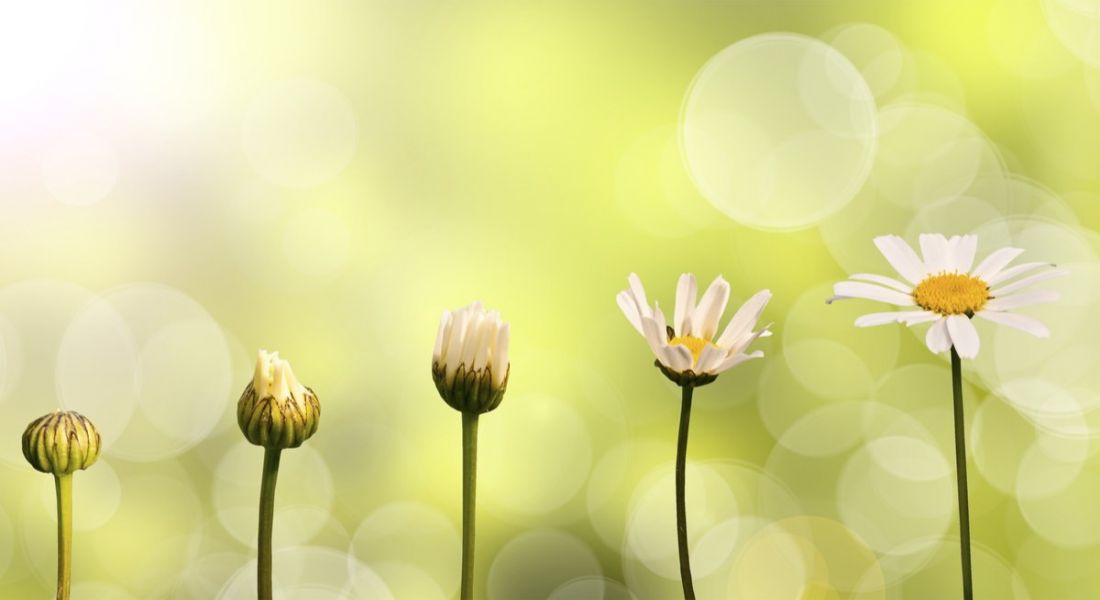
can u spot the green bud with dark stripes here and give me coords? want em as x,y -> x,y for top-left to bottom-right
22,411 -> 101,476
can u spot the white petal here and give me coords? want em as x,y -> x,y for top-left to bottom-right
433,311 -> 451,362
713,350 -> 764,374
833,281 -> 916,306
976,310 -> 1049,337
953,235 -> 978,273
925,318 -> 951,354
692,276 -> 731,340
716,289 -> 772,349
617,291 -> 645,336
493,324 -> 510,386
919,233 -> 951,274
971,247 -> 1025,281
673,273 -> 697,337
873,235 -> 927,284
641,316 -> 670,361
990,268 -> 1068,296
946,314 -> 980,358
854,310 -> 939,327
986,261 -> 1050,286
661,344 -> 694,372
985,290 -> 1060,311
695,344 -> 725,373
653,302 -> 671,340
728,325 -> 771,355
628,273 -> 653,318
444,310 -> 468,377
849,273 -> 912,293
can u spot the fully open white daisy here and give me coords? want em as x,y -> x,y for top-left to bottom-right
830,234 -> 1067,358
617,273 -> 771,385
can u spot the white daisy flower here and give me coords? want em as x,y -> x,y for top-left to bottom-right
617,272 -> 771,385
830,233 -> 1067,359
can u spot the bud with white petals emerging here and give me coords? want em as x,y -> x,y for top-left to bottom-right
22,410 -> 101,476
238,350 -> 320,449
432,302 -> 510,415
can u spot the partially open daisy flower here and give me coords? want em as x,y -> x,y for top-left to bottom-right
830,234 -> 1067,358
617,273 -> 771,386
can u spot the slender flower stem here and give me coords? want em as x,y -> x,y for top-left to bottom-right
461,412 -> 479,600
257,447 -> 282,600
675,384 -> 696,600
950,348 -> 974,600
54,474 -> 72,600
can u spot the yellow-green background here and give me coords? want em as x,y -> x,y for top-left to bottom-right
1,0 -> 1099,597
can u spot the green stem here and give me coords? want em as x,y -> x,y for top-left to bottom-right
54,474 -> 72,600
257,447 -> 282,600
951,348 -> 974,600
461,412 -> 479,600
675,385 -> 696,600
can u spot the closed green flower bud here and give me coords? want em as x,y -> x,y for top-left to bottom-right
238,350 -> 320,449
22,411 -> 101,476
432,302 -> 510,415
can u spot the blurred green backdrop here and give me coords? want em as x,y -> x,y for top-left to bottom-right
1,0 -> 1099,597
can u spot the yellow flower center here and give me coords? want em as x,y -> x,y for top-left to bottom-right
668,335 -> 715,365
911,273 -> 989,316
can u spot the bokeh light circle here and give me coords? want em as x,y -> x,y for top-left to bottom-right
241,78 -> 359,188
822,23 -> 905,98
349,501 -> 460,597
58,284 -> 233,461
480,392 -> 593,516
220,546 -> 392,599
214,441 -> 334,548
487,529 -> 602,600
548,577 -> 638,600
681,33 -> 877,230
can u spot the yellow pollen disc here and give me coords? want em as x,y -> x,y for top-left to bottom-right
912,273 -> 989,316
668,335 -> 715,364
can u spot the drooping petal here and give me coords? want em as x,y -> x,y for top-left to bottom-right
692,276 -> 731,340
976,310 -> 1050,337
873,235 -> 927,284
990,268 -> 1068,296
925,318 -> 951,354
617,291 -> 645,336
954,235 -> 979,273
919,233 -> 951,274
627,273 -> 653,319
716,289 -> 771,349
985,290 -> 1060,311
673,273 -> 697,337
854,310 -> 939,327
971,247 -> 1025,281
640,316 -> 670,364
713,350 -> 764,374
849,273 -> 912,293
833,281 -> 916,306
986,261 -> 1050,286
727,325 -> 771,355
946,314 -> 980,358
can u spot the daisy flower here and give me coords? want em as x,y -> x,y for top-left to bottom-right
616,272 -> 770,600
617,272 -> 772,386
830,233 -> 1066,358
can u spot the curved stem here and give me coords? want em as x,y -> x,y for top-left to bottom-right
461,413 -> 479,600
257,447 -> 282,600
675,385 -> 696,600
54,473 -> 72,600
951,348 -> 974,600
